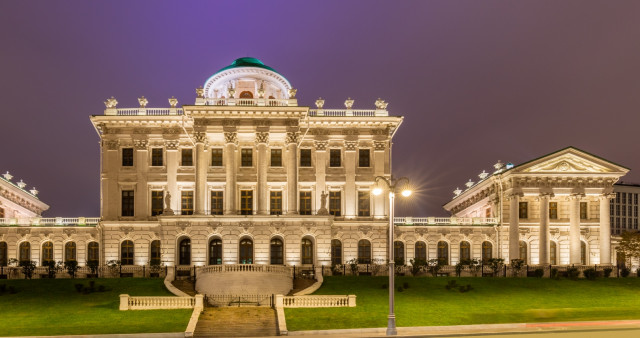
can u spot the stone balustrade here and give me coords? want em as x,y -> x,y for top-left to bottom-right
204,97 -> 290,107
394,216 -> 498,226
0,217 -> 100,226
119,294 -> 202,310
280,295 -> 356,308
105,108 -> 184,116
198,264 -> 292,275
309,109 -> 384,117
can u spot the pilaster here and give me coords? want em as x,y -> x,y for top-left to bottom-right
599,193 -> 615,264
256,132 -> 269,215
507,191 -> 522,261
286,132 -> 299,214
344,140 -> 357,218
194,132 -> 207,215
224,132 -> 237,215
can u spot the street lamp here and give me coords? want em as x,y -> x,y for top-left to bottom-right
373,176 -> 411,336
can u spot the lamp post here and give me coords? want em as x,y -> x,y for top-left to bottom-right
373,176 -> 411,336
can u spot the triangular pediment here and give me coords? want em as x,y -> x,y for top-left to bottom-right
514,147 -> 628,175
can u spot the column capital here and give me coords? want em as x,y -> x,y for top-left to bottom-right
506,191 -> 523,200
537,192 -> 554,200
193,132 -> 207,144
255,132 -> 269,145
567,193 -> 585,201
285,132 -> 299,145
224,132 -> 238,145
599,193 -> 616,200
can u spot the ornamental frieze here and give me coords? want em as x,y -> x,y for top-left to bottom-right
103,140 -> 119,150
133,139 -> 148,150
373,141 -> 386,151
222,119 -> 239,127
162,127 -> 181,135
342,129 -> 359,136
311,128 -> 330,136
344,141 -> 357,151
285,119 -> 299,127
133,128 -> 151,134
371,128 -> 389,136
253,119 -> 271,127
314,141 -> 328,151
164,140 -> 180,150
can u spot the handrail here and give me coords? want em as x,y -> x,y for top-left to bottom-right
393,217 -> 498,225
0,217 -> 100,226
105,108 -> 184,116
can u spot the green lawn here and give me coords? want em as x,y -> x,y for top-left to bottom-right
285,276 -> 640,331
0,278 -> 192,336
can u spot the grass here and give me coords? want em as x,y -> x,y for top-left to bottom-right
284,276 -> 640,331
0,278 -> 192,336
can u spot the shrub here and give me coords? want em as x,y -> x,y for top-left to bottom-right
397,286 -> 404,292
445,280 -> 458,290
331,264 -> 343,276
566,267 -> 580,280
487,258 -> 505,276
382,284 -> 388,289
583,268 -> 597,280
371,258 -> 386,276
455,261 -> 465,277
19,260 -> 36,279
468,258 -> 481,277
403,282 -> 409,289
533,268 -> 544,278
74,283 -> 84,293
64,260 -> 79,278
427,259 -> 443,277
87,260 -> 100,275
621,267 -> 631,278
603,267 -> 613,278
409,258 -> 426,276
510,259 -> 525,277
550,268 -> 559,280
458,284 -> 473,293
106,260 -> 121,278
347,258 -> 359,276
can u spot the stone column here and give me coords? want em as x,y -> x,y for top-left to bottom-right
373,141 -> 386,218
165,140 -> 180,212
256,132 -> 269,215
286,132 -> 299,214
538,193 -> 552,265
508,192 -> 521,261
314,141 -> 328,214
194,132 -> 207,215
344,140 -> 357,218
569,194 -> 582,264
224,132 -> 237,215
599,193 -> 614,264
102,139 -> 119,220
134,140 -> 149,220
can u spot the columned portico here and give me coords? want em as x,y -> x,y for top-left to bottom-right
194,132 -> 207,215
224,132 -> 237,215
568,193 -> 583,264
599,193 -> 614,264
256,132 -> 269,215
538,192 -> 552,265
508,192 -> 521,261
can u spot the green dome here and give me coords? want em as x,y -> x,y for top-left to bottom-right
215,57 -> 279,75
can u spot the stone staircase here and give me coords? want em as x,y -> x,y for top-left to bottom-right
194,307 -> 278,337
196,264 -> 293,295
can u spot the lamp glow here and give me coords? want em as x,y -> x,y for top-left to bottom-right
401,189 -> 412,197
373,187 -> 383,196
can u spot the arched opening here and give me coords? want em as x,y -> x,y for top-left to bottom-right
482,241 -> 492,262
0,242 -> 7,266
580,241 -> 587,265
19,242 -> 30,263
87,242 -> 99,265
270,238 -> 284,265
179,238 -> 191,265
150,240 -> 161,265
239,91 -> 253,98
239,238 -> 253,264
358,239 -> 371,264
42,241 -> 54,266
550,241 -> 557,265
459,241 -> 471,263
301,238 -> 313,265
331,239 -> 342,265
121,240 -> 134,265
519,241 -> 528,263
209,238 -> 222,265
437,241 -> 449,265
414,241 -> 427,261
394,241 -> 404,265
65,242 -> 76,262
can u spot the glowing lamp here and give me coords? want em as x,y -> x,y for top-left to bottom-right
401,189 -> 412,197
372,187 -> 383,196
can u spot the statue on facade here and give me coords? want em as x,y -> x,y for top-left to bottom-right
317,191 -> 329,215
163,191 -> 174,215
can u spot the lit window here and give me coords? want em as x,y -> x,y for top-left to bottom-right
299,191 -> 312,215
151,148 -> 163,166
482,241 -> 492,262
580,202 -> 588,219
121,190 -> 134,217
437,241 -> 448,265
358,240 -> 371,264
241,190 -> 253,215
415,242 -> 427,261
87,242 -> 99,265
329,191 -> 341,216
331,239 -> 342,265
65,242 -> 76,262
150,240 -> 161,266
270,191 -> 282,215
270,238 -> 283,265
42,242 -> 54,265
121,240 -> 134,265
300,149 -> 311,167
0,242 -> 7,267
122,148 -> 134,166
241,149 -> 253,167
151,191 -> 163,216
518,202 -> 528,219
549,202 -> 558,220
394,241 -> 405,264
209,239 -> 222,265
358,149 -> 370,167
271,149 -> 282,167
459,241 -> 470,262
301,238 -> 313,264
358,191 -> 370,217
181,149 -> 193,166
211,191 -> 223,215
181,191 -> 194,215
19,242 -> 30,263
211,149 -> 223,166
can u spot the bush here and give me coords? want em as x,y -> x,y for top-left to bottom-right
458,284 -> 473,293
621,267 -> 631,278
427,259 -> 443,277
510,259 -> 525,277
403,282 -> 409,289
566,267 -> 580,280
381,284 -> 388,289
64,260 -> 79,278
603,268 -> 613,278
583,268 -> 597,280
550,268 -> 559,280
533,268 -> 544,278
397,286 -> 404,292
487,258 -> 505,276
445,280 -> 458,290
74,283 -> 84,293
19,260 -> 36,279
409,258 -> 426,276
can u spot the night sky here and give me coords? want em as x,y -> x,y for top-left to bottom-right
2,1 -> 640,217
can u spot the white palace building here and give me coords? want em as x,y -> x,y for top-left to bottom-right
0,58 -> 632,277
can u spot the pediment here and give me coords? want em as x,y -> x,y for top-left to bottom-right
515,147 -> 627,175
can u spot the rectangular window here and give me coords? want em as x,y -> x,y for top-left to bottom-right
241,190 -> 253,215
635,206 -> 638,218
121,190 -> 134,217
151,191 -> 163,216
211,149 -> 223,166
181,149 -> 193,166
622,205 -> 627,217
271,149 -> 282,167
358,149 -> 370,167
300,149 -> 311,167
622,193 -> 627,203
210,191 -> 223,215
549,202 -> 558,220
300,191 -> 312,215
181,191 -> 194,215
329,191 -> 341,216
122,148 -> 134,166
616,205 -> 621,216
330,149 -> 341,167
358,191 -> 370,217
635,194 -> 638,205
485,208 -> 491,218
241,149 -> 252,167
151,148 -> 163,166
270,191 -> 282,215
518,202 -> 528,219
580,202 -> 588,219
629,194 -> 633,204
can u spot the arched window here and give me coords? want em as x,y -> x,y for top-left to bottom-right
414,241 -> 427,261
459,241 -> 471,263
87,242 -> 99,265
239,91 -> 253,98
150,240 -> 161,265
179,238 -> 191,265
581,241 -> 587,265
394,241 -> 404,264
519,241 -> 527,263
65,242 -> 76,262
121,240 -> 134,265
270,238 -> 283,265
19,242 -> 30,263
209,238 -> 222,265
239,238 -> 253,264
550,241 -> 557,265
358,240 -> 371,264
301,238 -> 313,265
482,241 -> 492,262
0,242 -> 7,266
437,241 -> 449,265
331,239 -> 342,265
42,241 -> 54,265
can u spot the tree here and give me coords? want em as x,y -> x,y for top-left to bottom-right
64,260 -> 79,278
510,259 -> 525,277
487,258 -> 505,277
409,258 -> 426,276
427,258 -> 443,277
618,231 -> 640,266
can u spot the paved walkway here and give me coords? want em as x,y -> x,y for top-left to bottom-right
194,307 -> 278,337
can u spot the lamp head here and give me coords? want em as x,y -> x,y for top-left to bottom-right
401,189 -> 412,197
372,187 -> 383,196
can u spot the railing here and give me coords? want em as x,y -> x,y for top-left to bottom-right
0,217 -> 100,226
282,295 -> 355,308
119,294 -> 202,310
105,108 -> 184,116
0,265 -> 167,279
198,264 -> 292,275
309,109 -> 381,117
204,97 -> 290,107
206,294 -> 274,307
394,217 -> 498,225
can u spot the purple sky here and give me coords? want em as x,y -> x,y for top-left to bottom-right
2,1 -> 640,217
